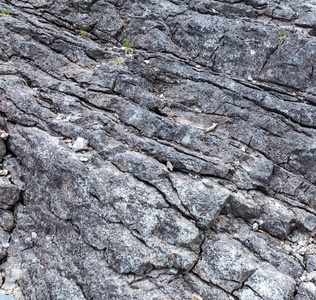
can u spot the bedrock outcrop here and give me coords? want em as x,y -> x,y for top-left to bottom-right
0,0 -> 315,299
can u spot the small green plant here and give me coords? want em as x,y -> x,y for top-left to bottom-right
1,8 -> 10,16
109,57 -> 124,66
164,89 -> 172,105
77,20 -> 89,38
123,30 -> 132,52
276,26 -> 289,46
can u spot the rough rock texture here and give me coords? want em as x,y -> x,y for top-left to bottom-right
0,0 -> 315,299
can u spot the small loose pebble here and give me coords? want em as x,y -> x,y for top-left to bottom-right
0,133 -> 9,140
167,161 -> 174,171
0,170 -> 8,176
205,123 -> 217,133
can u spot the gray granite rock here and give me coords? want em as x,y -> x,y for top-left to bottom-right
193,232 -> 260,293
244,266 -> 297,300
0,177 -> 20,210
0,0 -> 315,299
295,282 -> 316,300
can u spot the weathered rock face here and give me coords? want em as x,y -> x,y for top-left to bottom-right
0,0 -> 315,299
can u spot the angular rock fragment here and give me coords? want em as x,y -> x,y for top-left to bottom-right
72,137 -> 89,152
214,215 -> 304,278
185,273 -> 235,300
0,170 -> 8,176
227,190 -> 298,240
295,282 -> 316,300
0,133 -> 9,141
170,174 -> 231,229
0,177 -> 20,209
0,211 -> 14,232
244,266 -> 296,300
193,233 -> 260,293
305,253 -> 316,273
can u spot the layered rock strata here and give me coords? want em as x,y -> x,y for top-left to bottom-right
0,0 -> 315,299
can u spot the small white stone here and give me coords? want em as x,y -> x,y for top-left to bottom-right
167,161 -> 174,171
252,222 -> 259,231
144,60 -> 150,64
79,157 -> 89,162
241,146 -> 246,152
204,123 -> 217,133
167,268 -> 178,275
285,245 -> 293,253
298,248 -> 306,256
307,271 -> 316,281
159,94 -> 164,99
300,276 -> 307,282
72,137 -> 89,152
2,242 -> 10,248
0,132 -> 9,140
69,114 -> 82,122
0,170 -> 8,176
31,232 -> 37,239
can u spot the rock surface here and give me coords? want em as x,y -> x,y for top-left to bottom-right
0,0 -> 315,299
